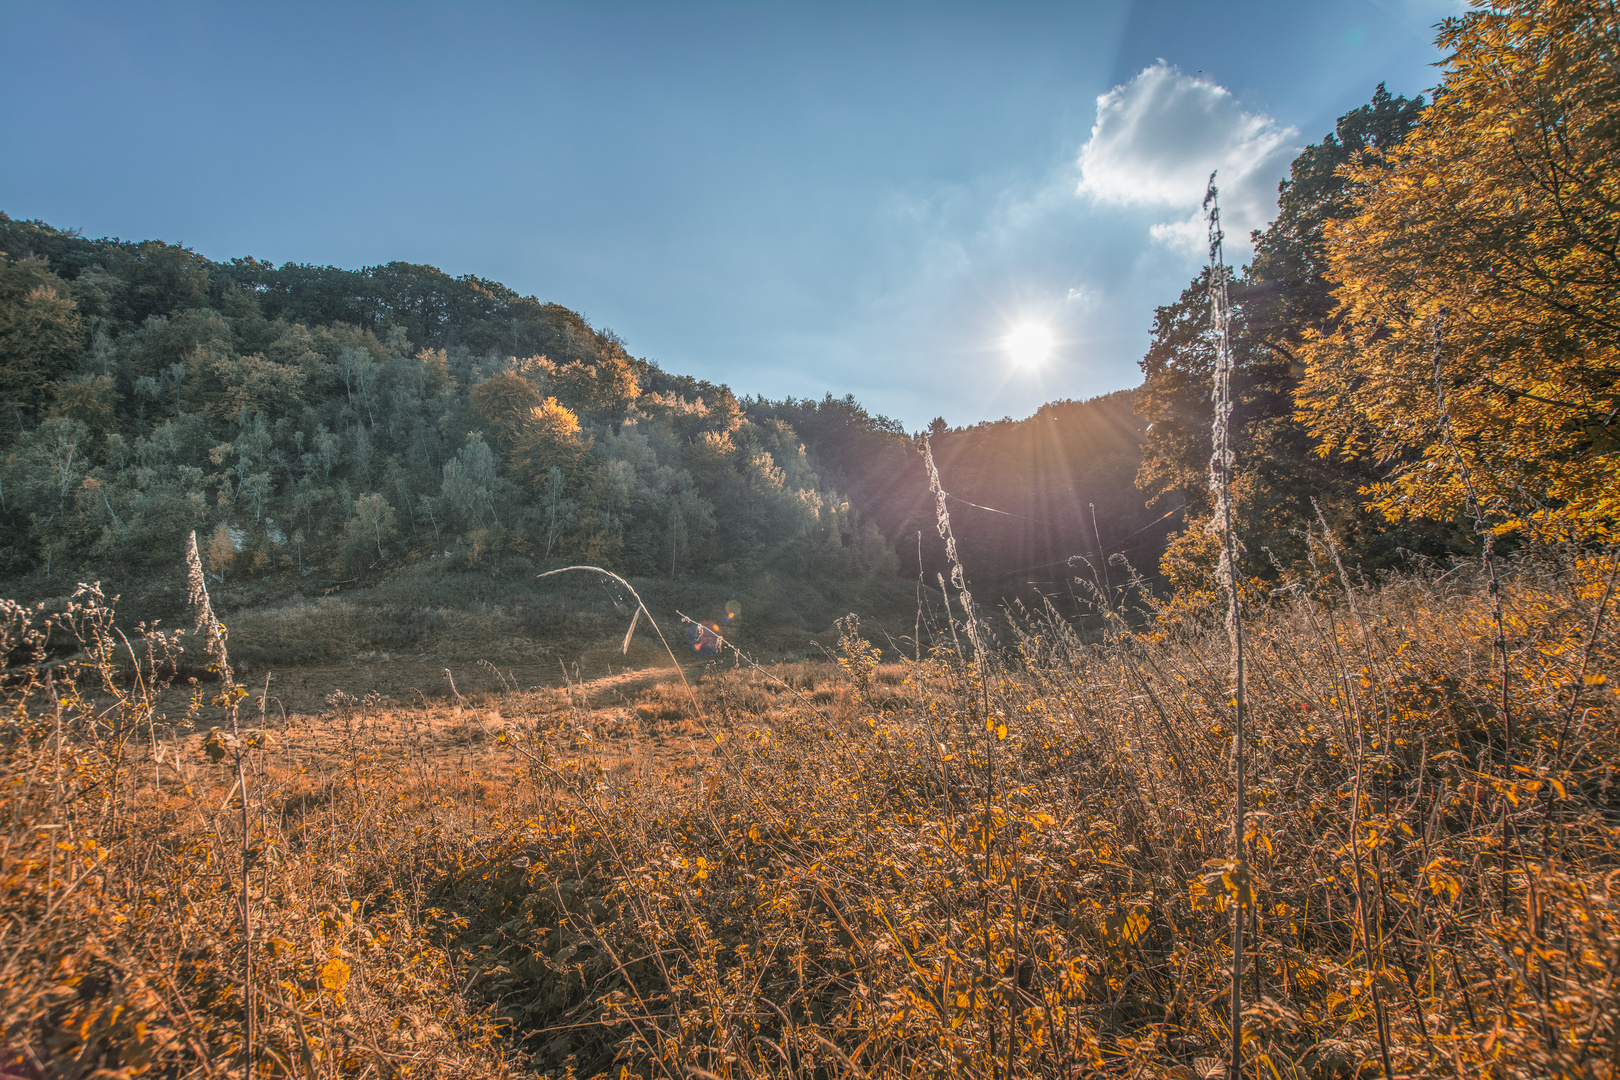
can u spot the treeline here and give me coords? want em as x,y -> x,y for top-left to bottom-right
917,396 -> 1160,612
750,392 -> 1160,616
0,208 -> 1162,613
0,219 -> 899,587
1134,84 -> 1460,595
808,0 -> 1620,614
1137,0 -> 1618,590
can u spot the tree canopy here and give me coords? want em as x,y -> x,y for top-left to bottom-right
1298,0 -> 1620,538
1134,86 -> 1460,592
11,1 -> 1611,612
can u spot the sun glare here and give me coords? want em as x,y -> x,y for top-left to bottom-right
1006,323 -> 1054,367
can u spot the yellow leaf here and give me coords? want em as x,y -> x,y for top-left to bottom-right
319,958 -> 351,995
996,723 -> 1008,741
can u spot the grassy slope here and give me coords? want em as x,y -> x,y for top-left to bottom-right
7,558 -> 926,717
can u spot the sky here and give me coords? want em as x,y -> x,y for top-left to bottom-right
0,1 -> 1460,430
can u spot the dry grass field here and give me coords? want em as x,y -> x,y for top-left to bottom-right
3,553 -> 1618,1079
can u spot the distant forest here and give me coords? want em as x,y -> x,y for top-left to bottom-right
0,213 -> 1156,613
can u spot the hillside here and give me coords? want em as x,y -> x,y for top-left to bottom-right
752,391 -> 1165,621
0,214 -> 899,589
0,214 -> 1166,669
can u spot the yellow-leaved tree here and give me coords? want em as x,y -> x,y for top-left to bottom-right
1298,0 -> 1620,537
510,396 -> 588,487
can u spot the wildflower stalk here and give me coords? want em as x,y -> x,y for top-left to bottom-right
1429,313 -> 1513,911
1090,502 -> 1112,618
915,530 -> 924,663
921,435 -> 984,661
186,529 -> 254,1079
1203,175 -> 1247,1080
922,434 -> 1010,1067
1311,506 -> 1396,1079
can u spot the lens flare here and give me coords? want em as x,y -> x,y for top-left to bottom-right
1006,323 -> 1054,367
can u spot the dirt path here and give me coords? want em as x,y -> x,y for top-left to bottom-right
553,663 -> 692,707
221,653 -> 699,718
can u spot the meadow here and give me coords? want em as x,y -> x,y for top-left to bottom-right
3,539 -> 1615,1079
4,3 -> 1617,1075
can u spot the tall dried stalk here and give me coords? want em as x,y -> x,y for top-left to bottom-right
186,529 -> 254,1079
1312,503 -> 1396,1080
1429,313 -> 1513,909
1203,175 -> 1247,1080
921,435 -> 984,661
921,434 -> 1014,1070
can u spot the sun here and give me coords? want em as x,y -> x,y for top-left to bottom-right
1005,322 -> 1054,367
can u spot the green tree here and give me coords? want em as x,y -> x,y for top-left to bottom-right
540,467 -> 576,558
345,493 -> 399,562
0,256 -> 83,430
50,375 -> 120,438
213,352 -> 307,419
543,346 -> 641,426
666,482 -> 715,578
441,435 -> 500,531
239,472 -> 274,523
470,369 -> 544,446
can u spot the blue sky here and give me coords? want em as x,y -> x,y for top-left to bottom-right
0,1 -> 1457,429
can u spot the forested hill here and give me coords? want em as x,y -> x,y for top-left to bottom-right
751,392 -> 1162,618
923,395 -> 1161,610
0,214 -> 1157,612
0,214 -> 903,591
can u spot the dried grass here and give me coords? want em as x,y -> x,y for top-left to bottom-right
2,551 -> 1617,1078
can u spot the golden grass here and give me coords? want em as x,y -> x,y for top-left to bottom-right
2,557 -> 1617,1078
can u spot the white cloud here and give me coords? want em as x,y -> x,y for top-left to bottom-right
1077,62 -> 1299,252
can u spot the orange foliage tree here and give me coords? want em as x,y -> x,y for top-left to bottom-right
1297,0 -> 1620,538
510,396 -> 589,488
535,343 -> 641,426
469,369 -> 544,446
